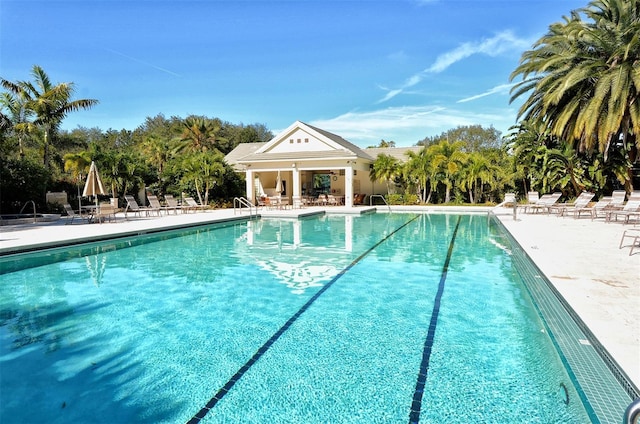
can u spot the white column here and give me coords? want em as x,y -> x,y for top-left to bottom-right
292,166 -> 301,197
345,166 -> 354,207
245,169 -> 254,203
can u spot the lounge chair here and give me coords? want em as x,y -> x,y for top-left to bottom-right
527,192 -> 562,214
588,196 -> 612,220
327,194 -> 339,206
124,195 -> 153,219
164,195 -> 182,214
494,193 -> 516,209
146,195 -> 165,216
315,194 -> 328,206
610,190 -> 627,209
183,196 -> 207,212
550,192 -> 595,217
523,191 -> 539,213
619,228 -> 640,256
606,199 -> 640,224
63,203 -> 88,224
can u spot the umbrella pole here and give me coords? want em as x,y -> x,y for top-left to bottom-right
77,173 -> 82,214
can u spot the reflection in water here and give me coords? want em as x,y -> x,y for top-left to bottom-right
241,216 -> 357,294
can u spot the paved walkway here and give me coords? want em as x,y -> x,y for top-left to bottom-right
1,206 -> 638,389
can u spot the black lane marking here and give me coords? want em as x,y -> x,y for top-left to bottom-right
187,215 -> 420,424
409,216 -> 461,424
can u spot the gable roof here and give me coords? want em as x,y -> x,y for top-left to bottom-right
223,121 -> 426,168
242,120 -> 374,163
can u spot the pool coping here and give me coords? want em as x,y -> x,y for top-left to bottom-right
491,215 -> 639,424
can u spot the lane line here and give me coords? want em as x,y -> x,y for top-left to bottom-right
187,215 -> 420,423
409,216 -> 461,424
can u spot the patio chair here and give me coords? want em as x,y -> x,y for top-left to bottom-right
610,190 -> 627,209
527,192 -> 562,214
96,202 -> 116,223
146,195 -> 165,216
124,195 -> 153,219
549,192 -> 595,217
606,199 -> 640,224
619,228 -> 640,256
587,196 -> 612,220
63,203 -> 88,225
183,196 -> 207,212
164,194 -> 182,214
327,194 -> 339,206
523,191 -> 539,213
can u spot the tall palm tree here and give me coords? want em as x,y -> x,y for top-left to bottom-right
430,140 -> 467,203
404,147 -> 435,203
1,65 -> 98,168
510,0 -> 640,190
173,116 -> 226,155
0,91 -> 33,158
369,154 -> 401,195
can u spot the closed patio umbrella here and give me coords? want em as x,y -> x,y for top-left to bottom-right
82,161 -> 106,207
275,170 -> 282,194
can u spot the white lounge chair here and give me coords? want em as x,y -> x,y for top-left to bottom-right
527,192 -> 562,214
619,228 -> 640,256
606,200 -> 640,224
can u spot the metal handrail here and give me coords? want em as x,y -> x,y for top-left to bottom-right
19,200 -> 37,223
233,197 -> 257,218
624,398 -> 640,424
369,194 -> 391,212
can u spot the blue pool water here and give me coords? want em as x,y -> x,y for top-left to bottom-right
0,213 -> 592,423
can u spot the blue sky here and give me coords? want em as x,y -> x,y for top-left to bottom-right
1,0 -> 587,147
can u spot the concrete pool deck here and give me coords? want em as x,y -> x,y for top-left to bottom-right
1,205 -> 638,391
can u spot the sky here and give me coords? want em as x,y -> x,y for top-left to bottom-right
1,0 -> 588,148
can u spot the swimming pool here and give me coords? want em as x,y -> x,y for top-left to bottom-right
0,213 -> 630,422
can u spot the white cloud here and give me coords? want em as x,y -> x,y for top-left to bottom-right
377,31 -> 531,103
457,83 -> 516,103
309,104 -> 516,146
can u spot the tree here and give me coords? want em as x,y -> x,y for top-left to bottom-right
404,147 -> 436,203
0,65 -> 98,169
430,140 -> 467,203
0,91 -> 32,158
369,153 -> 401,194
179,152 -> 226,205
418,125 -> 502,152
510,0 -> 640,191
173,116 -> 226,155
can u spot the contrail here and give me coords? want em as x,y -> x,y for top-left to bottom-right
105,48 -> 181,77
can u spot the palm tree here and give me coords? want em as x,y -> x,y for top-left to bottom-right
180,152 -> 225,205
404,147 -> 435,203
510,0 -> 640,191
369,154 -> 401,195
430,140 -> 467,203
1,65 -> 98,168
459,153 -> 497,203
173,116 -> 226,155
0,91 -> 33,158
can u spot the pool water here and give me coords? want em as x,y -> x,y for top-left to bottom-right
0,213 -> 592,423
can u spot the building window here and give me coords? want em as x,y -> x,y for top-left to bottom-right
289,139 -> 293,143
305,138 -> 309,143
297,138 -> 301,143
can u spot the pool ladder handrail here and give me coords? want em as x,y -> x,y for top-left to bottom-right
19,200 -> 37,223
624,398 -> 640,424
369,194 -> 391,212
233,197 -> 257,218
